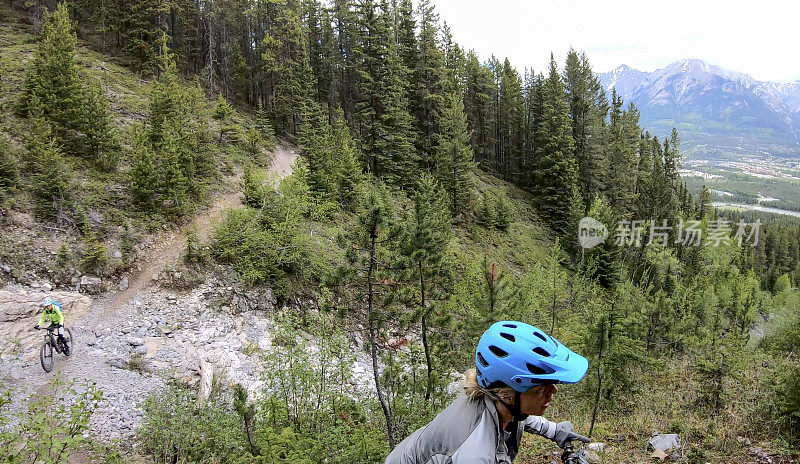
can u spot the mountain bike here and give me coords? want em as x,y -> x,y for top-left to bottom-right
561,439 -> 589,464
35,325 -> 73,372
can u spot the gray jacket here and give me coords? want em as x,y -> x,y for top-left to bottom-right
385,394 -> 555,464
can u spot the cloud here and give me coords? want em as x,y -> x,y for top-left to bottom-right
430,0 -> 800,82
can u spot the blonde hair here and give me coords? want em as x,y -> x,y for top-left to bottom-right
463,368 -> 515,403
463,368 -> 550,404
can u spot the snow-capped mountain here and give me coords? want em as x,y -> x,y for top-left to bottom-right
598,59 -> 800,157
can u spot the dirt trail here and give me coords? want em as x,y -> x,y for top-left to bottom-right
90,142 -> 298,327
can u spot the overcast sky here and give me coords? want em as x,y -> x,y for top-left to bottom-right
430,0 -> 799,83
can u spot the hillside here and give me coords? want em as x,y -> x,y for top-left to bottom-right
1,2 -> 799,464
599,59 -> 800,158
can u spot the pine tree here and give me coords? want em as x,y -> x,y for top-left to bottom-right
395,0 -> 417,83
82,78 -> 119,169
585,196 -> 620,289
519,70 -> 542,191
463,51 -> 497,168
356,1 -> 418,187
147,49 -> 182,147
534,55 -> 581,238
299,100 -> 336,197
0,135 -> 19,201
255,103 -> 277,150
698,185 -> 714,219
331,114 -> 363,209
242,163 -> 264,208
213,94 -> 235,142
146,44 -> 214,213
413,0 -> 446,166
441,22 -> 465,93
81,223 -> 108,272
475,193 -> 496,228
30,138 -> 72,221
564,50 -> 607,208
119,0 -> 168,73
160,128 -> 190,216
476,258 -> 520,323
397,173 -> 452,400
129,127 -> 158,210
260,0 -> 315,135
634,132 -> 653,217
494,192 -> 513,230
498,58 -> 524,182
435,92 -> 475,216
243,126 -> 264,163
639,135 -> 674,221
338,179 -> 399,447
20,3 -> 85,157
606,92 -> 640,216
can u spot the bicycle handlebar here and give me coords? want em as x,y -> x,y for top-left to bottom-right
560,440 -> 588,464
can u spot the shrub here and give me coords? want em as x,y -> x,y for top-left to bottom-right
0,377 -> 103,463
138,316 -> 388,464
213,193 -> 310,295
773,361 -> 800,445
126,352 -> 148,373
184,227 -> 208,264
81,224 -> 109,272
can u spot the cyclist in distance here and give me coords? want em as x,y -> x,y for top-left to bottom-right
385,320 -> 590,464
33,297 -> 70,354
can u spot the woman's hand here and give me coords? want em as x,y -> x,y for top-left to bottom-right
553,421 -> 590,448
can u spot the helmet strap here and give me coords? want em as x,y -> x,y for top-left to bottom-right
498,391 -> 529,424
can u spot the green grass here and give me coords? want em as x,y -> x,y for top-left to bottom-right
455,172 -> 553,275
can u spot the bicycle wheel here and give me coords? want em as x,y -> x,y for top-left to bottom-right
40,342 -> 54,372
63,328 -> 74,356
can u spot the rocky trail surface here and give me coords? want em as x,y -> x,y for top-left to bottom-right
0,142 -> 378,444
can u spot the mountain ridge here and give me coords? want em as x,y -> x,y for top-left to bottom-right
598,59 -> 800,157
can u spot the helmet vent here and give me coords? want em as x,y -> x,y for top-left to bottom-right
533,332 -> 547,342
476,368 -> 482,377
477,352 -> 489,367
499,332 -> 515,342
533,347 -> 551,357
527,363 -> 554,375
488,345 -> 508,358
502,323 -> 518,329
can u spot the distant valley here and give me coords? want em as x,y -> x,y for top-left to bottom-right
598,59 -> 800,159
599,59 -> 800,216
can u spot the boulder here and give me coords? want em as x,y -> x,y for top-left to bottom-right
144,337 -> 166,359
79,276 -> 105,295
586,443 -> 606,453
131,345 -> 148,355
583,449 -> 601,464
127,337 -> 145,346
156,324 -> 173,336
648,433 -> 682,452
196,358 -> 215,408
610,434 -> 628,443
107,356 -> 127,369
118,276 -> 129,291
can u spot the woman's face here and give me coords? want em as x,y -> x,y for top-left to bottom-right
520,384 -> 558,416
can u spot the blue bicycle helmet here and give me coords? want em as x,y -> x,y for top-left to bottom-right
475,321 -> 589,393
